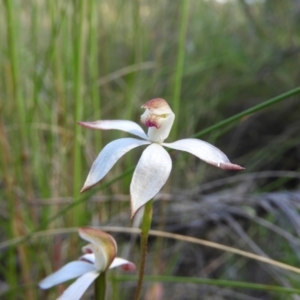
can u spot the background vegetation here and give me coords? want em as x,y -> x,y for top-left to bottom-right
0,0 -> 300,299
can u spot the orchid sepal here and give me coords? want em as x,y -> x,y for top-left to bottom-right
78,120 -> 149,140
163,138 -> 244,170
80,138 -> 150,193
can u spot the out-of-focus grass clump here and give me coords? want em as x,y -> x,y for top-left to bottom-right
0,0 -> 300,299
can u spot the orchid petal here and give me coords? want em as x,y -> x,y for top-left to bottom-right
109,257 -> 136,271
163,138 -> 244,170
58,271 -> 99,300
78,120 -> 149,140
130,144 -> 172,217
81,138 -> 150,192
39,261 -> 96,289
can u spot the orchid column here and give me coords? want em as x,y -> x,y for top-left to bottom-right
78,98 -> 244,299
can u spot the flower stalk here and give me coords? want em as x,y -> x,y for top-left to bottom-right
94,272 -> 106,300
134,199 -> 153,300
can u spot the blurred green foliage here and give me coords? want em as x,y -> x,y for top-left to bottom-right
0,0 -> 300,299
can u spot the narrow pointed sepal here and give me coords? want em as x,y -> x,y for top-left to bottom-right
216,162 -> 244,170
77,120 -> 149,140
130,144 -> 172,218
109,257 -> 136,271
80,138 -> 150,193
163,138 -> 244,170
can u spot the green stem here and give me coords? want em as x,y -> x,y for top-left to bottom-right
94,272 -> 106,300
133,200 -> 153,300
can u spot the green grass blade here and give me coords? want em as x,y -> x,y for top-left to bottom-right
193,86 -> 300,138
117,275 -> 300,295
72,0 -> 87,226
172,0 -> 190,139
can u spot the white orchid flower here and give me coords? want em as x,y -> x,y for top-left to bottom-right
39,228 -> 135,300
79,98 -> 244,218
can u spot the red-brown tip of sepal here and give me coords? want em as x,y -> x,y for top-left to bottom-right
80,181 -> 99,193
218,163 -> 245,170
80,186 -> 87,193
77,120 -> 106,130
120,262 -> 136,272
80,185 -> 90,193
77,121 -> 92,128
130,207 -> 136,220
130,201 -> 144,220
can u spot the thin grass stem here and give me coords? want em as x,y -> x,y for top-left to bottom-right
172,0 -> 190,138
118,275 -> 300,295
4,226 -> 300,276
72,0 -> 87,226
193,86 -> 300,138
88,0 -> 101,151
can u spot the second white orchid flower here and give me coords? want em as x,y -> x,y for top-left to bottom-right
79,98 -> 244,218
39,228 -> 135,300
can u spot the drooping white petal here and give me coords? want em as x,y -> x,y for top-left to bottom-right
163,138 -> 244,170
109,257 -> 136,271
58,271 -> 99,300
39,261 -> 96,289
130,143 -> 172,217
81,138 -> 150,192
78,120 -> 149,140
